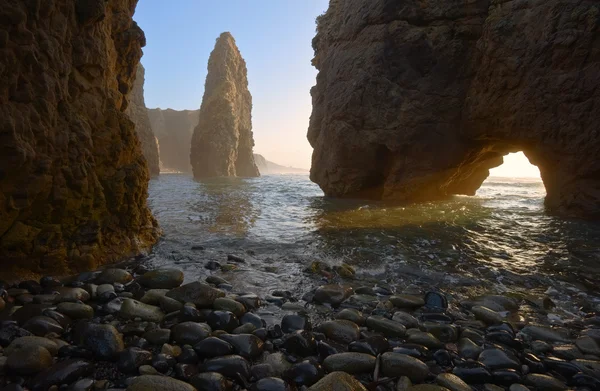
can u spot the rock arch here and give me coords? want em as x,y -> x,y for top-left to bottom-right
308,0 -> 600,218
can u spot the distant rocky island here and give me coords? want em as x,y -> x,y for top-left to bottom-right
253,154 -> 308,175
190,32 -> 260,179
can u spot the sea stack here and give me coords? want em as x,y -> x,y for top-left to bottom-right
148,108 -> 199,173
308,0 -> 600,218
127,64 -> 161,177
190,32 -> 260,178
0,0 -> 159,279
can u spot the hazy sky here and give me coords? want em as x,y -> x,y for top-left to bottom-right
135,0 -> 328,170
135,1 -> 541,178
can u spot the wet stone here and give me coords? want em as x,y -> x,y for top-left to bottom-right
152,353 -> 176,373
235,294 -> 261,310
264,352 -> 293,377
424,292 -> 448,310
390,295 -> 425,309
138,268 -> 184,289
220,333 -> 264,359
0,322 -> 33,346
190,372 -> 231,391
433,349 -> 452,367
207,310 -> 240,332
313,285 -> 353,306
68,378 -> 94,391
307,371 -> 367,391
56,302 -> 93,319
214,297 -> 246,317
95,269 -> 132,285
381,352 -> 430,383
73,322 -> 124,360
335,308 -> 365,325
576,335 -> 600,356
524,374 -> 566,391
407,331 -> 443,349
281,330 -> 317,357
349,335 -> 389,356
159,295 -> 184,313
472,306 -> 503,325
323,352 -> 376,374
492,369 -> 522,386
478,348 -> 520,370
240,312 -> 265,329
281,314 -> 311,333
139,289 -> 169,305
284,359 -> 324,387
22,316 -> 63,336
251,363 -> 275,380
166,281 -> 225,308
194,336 -> 234,358
200,355 -> 251,379
171,321 -> 211,345
117,347 -> 153,373
424,322 -> 459,343
316,320 -> 360,344
5,336 -> 58,356
436,373 -> 470,391
175,363 -> 199,380
234,322 -> 256,334
452,365 -> 492,384
29,359 -> 93,391
366,315 -> 406,337
392,311 -> 420,329
7,345 -> 53,375
118,299 -> 165,322
252,377 -> 289,391
127,375 -> 196,391
552,344 -> 584,360
519,325 -> 569,343
393,344 -> 429,359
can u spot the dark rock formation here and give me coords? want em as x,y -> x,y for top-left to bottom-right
127,64 -> 160,177
308,0 -> 600,218
148,108 -> 199,173
254,154 -> 309,175
0,0 -> 159,279
190,32 -> 260,178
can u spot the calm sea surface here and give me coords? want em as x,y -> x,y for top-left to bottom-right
147,174 -> 600,317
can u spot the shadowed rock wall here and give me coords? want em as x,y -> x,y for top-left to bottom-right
190,32 -> 260,178
0,0 -> 159,279
308,0 -> 600,218
127,64 -> 160,177
148,108 -> 199,173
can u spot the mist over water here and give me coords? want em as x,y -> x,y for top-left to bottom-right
147,174 -> 600,317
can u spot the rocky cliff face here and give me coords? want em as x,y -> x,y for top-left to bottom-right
148,108 -> 199,173
191,32 -> 260,178
0,0 -> 159,279
127,64 -> 160,177
309,0 -> 600,218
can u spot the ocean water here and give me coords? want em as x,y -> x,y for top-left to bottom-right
147,174 -> 600,317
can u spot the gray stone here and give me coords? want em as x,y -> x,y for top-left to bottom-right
119,299 -> 165,322
472,306 -> 503,325
127,375 -> 196,391
5,336 -> 59,356
366,316 -> 406,337
407,331 -> 443,349
576,336 -> 600,356
436,373 -> 471,391
7,345 -> 53,375
313,285 -> 353,306
317,320 -> 361,344
520,325 -> 569,343
335,308 -> 365,325
381,352 -> 429,383
140,289 -> 169,305
458,338 -> 482,360
308,371 -> 367,391
74,323 -> 124,360
56,302 -> 94,319
214,297 -> 246,317
392,311 -> 420,329
96,269 -> 133,285
54,287 -> 90,303
138,269 -> 184,289
166,282 -> 225,308
172,322 -> 211,345
323,352 -> 376,374
524,374 -> 566,391
390,295 -> 425,309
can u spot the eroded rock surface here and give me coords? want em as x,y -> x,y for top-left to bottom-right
190,32 -> 260,178
308,0 -> 600,218
127,64 -> 160,178
0,0 -> 159,279
148,108 -> 199,173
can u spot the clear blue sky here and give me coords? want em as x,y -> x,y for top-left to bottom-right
135,0 -> 329,169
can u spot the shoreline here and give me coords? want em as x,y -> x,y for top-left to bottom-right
0,262 -> 599,390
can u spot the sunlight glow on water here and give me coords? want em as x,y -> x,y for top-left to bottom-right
147,174 -> 600,304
